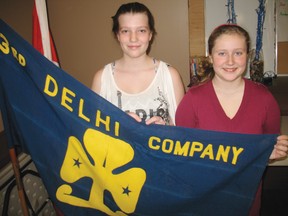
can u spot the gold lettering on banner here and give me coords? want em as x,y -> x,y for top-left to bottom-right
0,33 -> 26,66
0,33 -> 9,54
78,98 -> 90,122
61,87 -> 75,112
44,75 -> 58,97
43,74 -> 120,137
148,136 -> 244,165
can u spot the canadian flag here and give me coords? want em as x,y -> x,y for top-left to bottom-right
33,0 -> 59,66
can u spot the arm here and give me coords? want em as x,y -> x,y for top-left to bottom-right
168,66 -> 185,106
175,90 -> 197,128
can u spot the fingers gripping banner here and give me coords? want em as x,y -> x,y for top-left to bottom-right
0,19 -> 276,216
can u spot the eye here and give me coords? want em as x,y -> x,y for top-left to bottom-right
138,29 -> 147,33
120,29 -> 129,34
217,51 -> 226,56
234,51 -> 243,56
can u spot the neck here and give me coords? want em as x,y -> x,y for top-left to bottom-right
124,53 -> 150,61
212,77 -> 244,94
117,55 -> 153,69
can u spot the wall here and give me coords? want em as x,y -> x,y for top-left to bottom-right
0,0 -> 33,42
277,42 -> 288,73
276,0 -> 288,74
0,0 -> 190,132
277,0 -> 288,42
190,0 -> 287,75
205,0 -> 276,76
46,0 -> 190,89
188,0 -> 205,56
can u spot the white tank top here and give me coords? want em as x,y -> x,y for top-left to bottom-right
99,60 -> 177,124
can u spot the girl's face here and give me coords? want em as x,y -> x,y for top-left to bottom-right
117,13 -> 152,58
210,33 -> 248,82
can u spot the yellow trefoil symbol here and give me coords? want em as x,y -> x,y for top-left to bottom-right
56,128 -> 146,215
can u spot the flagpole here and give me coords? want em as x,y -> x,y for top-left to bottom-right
9,148 -> 30,216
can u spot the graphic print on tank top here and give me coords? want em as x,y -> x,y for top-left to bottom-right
117,87 -> 170,124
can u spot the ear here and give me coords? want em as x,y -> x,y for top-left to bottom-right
116,33 -> 121,42
149,32 -> 153,41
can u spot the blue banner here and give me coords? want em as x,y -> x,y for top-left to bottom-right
0,19 -> 276,216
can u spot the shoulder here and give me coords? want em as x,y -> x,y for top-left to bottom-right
177,81 -> 212,114
91,69 -> 103,94
245,78 -> 272,96
168,65 -> 181,80
187,80 -> 212,95
157,60 -> 185,104
91,63 -> 112,93
159,60 -> 182,81
179,81 -> 212,107
244,78 -> 278,106
93,63 -> 113,80
93,67 -> 104,80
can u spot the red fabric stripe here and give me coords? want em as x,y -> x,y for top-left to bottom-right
32,1 -> 44,55
49,33 -> 59,63
32,0 -> 59,65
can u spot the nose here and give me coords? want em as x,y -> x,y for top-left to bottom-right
130,31 -> 137,42
227,54 -> 235,65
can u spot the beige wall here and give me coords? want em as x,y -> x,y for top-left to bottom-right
47,0 -> 190,88
0,0 -> 190,131
188,0 -> 205,56
0,0 -> 33,42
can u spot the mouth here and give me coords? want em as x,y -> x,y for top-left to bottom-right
128,45 -> 140,49
224,68 -> 237,72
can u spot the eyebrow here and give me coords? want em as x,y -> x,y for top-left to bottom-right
119,26 -> 149,29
